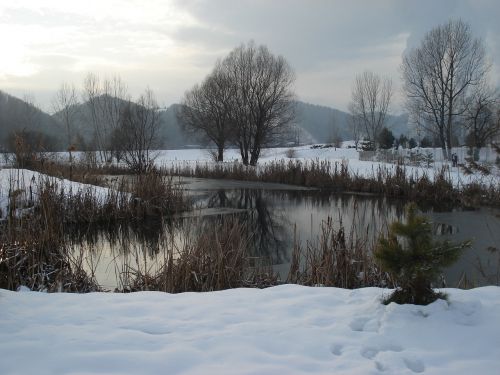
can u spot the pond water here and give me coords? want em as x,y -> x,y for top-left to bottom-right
74,177 -> 500,290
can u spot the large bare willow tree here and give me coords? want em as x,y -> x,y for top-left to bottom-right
402,19 -> 488,160
223,41 -> 295,166
348,71 -> 393,150
179,62 -> 234,162
179,42 -> 295,166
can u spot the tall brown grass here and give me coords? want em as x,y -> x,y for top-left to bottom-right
118,216 -> 279,292
116,213 -> 389,293
287,217 -> 390,288
164,159 -> 500,208
0,168 -> 188,292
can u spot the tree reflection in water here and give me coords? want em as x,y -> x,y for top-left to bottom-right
67,185 -> 500,289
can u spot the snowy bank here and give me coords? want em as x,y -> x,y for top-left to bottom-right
1,285 -> 499,374
0,168 -> 120,220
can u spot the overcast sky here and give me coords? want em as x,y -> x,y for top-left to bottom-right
0,0 -> 499,113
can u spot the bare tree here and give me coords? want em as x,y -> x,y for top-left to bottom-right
348,114 -> 362,150
118,88 -> 161,173
82,73 -> 129,162
349,71 -> 392,150
83,73 -> 103,157
329,115 -> 343,147
222,41 -> 296,166
464,84 -> 499,158
402,19 -> 488,160
179,62 -> 234,162
52,83 -> 79,175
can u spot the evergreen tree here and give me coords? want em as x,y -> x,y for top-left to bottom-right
375,204 -> 470,305
398,134 -> 408,148
377,127 -> 395,149
419,136 -> 433,148
408,138 -> 417,149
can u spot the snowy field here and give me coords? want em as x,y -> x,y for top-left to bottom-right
2,145 -> 498,219
2,144 -> 499,191
152,144 -> 500,189
1,285 -> 499,375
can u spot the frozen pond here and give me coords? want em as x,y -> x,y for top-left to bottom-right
74,177 -> 500,290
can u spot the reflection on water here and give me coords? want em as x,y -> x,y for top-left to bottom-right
430,208 -> 500,287
71,177 -> 500,290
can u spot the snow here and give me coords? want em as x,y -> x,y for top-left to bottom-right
14,144 -> 497,191
151,145 -> 500,190
0,285 -> 499,374
1,151 -> 499,373
2,145 -> 497,219
0,168 -> 119,220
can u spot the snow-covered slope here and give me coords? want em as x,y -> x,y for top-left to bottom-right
1,285 -> 499,375
0,168 -> 119,220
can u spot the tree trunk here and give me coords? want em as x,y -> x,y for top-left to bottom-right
217,146 -> 224,162
446,125 -> 453,161
239,145 -> 249,165
250,148 -> 260,166
69,149 -> 73,180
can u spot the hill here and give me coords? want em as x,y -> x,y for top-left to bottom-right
0,91 -> 64,151
0,91 -> 411,151
295,101 -> 411,144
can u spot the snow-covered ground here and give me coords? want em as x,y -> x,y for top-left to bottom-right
152,145 -> 500,189
2,144 -> 498,219
1,147 -> 499,374
1,285 -> 499,375
0,168 -> 118,220
3,144 -> 498,190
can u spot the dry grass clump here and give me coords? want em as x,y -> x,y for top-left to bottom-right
0,241 -> 101,292
287,218 -> 390,288
167,158 -> 500,208
0,190 -> 102,292
0,168 -> 188,292
120,216 -> 279,293
166,159 -> 475,207
125,171 -> 190,218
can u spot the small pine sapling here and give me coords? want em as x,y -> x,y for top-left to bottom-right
374,203 -> 470,305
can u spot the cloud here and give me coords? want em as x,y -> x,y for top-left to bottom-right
0,0 -> 498,111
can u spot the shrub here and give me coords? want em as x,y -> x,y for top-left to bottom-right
285,148 -> 297,158
374,203 -> 470,305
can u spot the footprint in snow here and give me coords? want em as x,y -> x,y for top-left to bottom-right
404,357 -> 425,373
349,317 -> 368,331
360,343 -> 403,360
329,343 -> 343,356
375,361 -> 385,372
349,316 -> 379,332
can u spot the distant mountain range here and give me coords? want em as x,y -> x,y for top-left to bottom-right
0,91 -> 411,151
